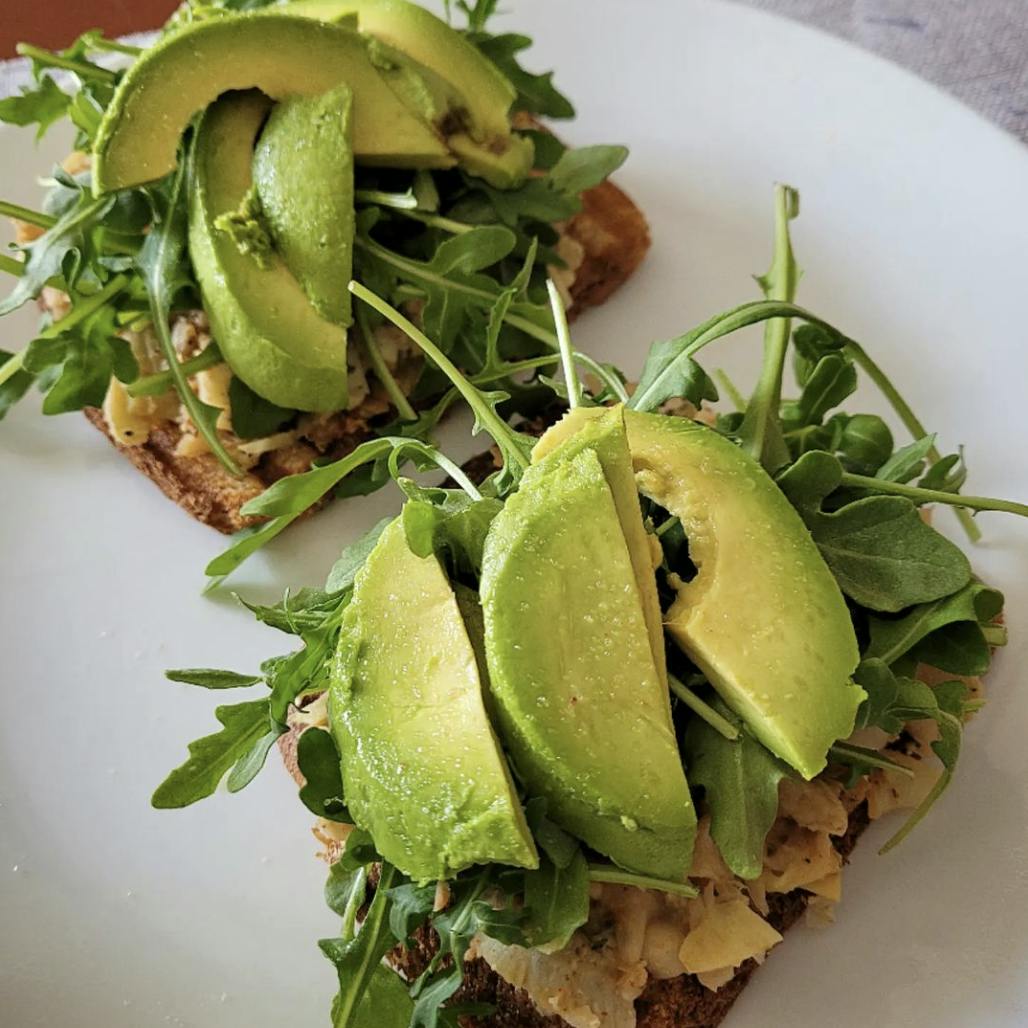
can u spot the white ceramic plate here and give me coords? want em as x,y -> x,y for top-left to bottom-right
2,2 -> 1026,1025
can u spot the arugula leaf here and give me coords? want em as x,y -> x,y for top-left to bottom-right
401,492 -> 503,576
165,668 -> 263,689
524,797 -> 578,869
0,193 -> 114,317
136,154 -> 240,474
684,715 -> 788,880
227,375 -> 293,439
297,727 -> 350,823
813,497 -> 972,612
152,699 -> 275,808
792,322 -> 846,387
0,350 -> 34,420
918,448 -> 967,493
786,352 -> 857,427
633,335 -> 719,413
241,587 -> 344,635
262,622 -> 341,726
0,75 -> 72,139
520,849 -> 590,950
321,863 -> 409,1028
410,873 -> 491,1028
466,32 -> 575,118
876,434 -> 936,484
327,518 -> 393,592
865,582 -> 1005,674
628,300 -> 842,414
387,881 -> 437,945
837,413 -> 894,473
777,451 -> 973,612
548,145 -> 629,196
350,282 -> 533,494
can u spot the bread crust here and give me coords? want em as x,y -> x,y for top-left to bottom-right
82,179 -> 651,533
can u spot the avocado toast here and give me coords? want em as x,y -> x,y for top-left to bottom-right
0,0 -> 648,533
155,186 -> 1025,1027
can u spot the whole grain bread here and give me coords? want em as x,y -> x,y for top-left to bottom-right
82,178 -> 651,534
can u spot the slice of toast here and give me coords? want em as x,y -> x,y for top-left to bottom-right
81,178 -> 651,534
279,716 -> 870,1028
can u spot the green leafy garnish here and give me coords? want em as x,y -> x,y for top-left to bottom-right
684,712 -> 789,880
151,698 -> 277,808
136,152 -> 241,474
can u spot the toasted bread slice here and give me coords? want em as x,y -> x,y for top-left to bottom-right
279,715 -> 868,1028
82,178 -> 650,533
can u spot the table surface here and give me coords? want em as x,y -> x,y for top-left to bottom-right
1,0 -> 1026,144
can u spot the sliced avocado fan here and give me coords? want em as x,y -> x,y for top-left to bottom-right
536,406 -> 865,780
189,92 -> 350,411
92,14 -> 453,193
329,519 -> 538,884
91,11 -> 533,194
481,446 -> 697,881
252,84 -> 355,326
286,0 -> 534,187
531,405 -> 668,689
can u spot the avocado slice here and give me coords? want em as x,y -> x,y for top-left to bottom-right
330,519 -> 538,883
252,84 -> 355,326
286,0 -> 534,187
530,405 -> 667,688
481,447 -> 697,880
92,13 -> 453,193
189,91 -> 350,411
537,407 -> 864,780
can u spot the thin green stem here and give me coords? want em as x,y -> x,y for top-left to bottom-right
0,254 -> 24,277
655,515 -> 681,538
0,273 -> 128,386
846,339 -> 981,542
83,35 -> 143,57
355,237 -> 558,349
44,274 -> 130,336
829,742 -> 915,778
588,866 -> 698,898
353,188 -> 418,210
0,199 -> 56,230
339,865 -> 368,943
349,280 -> 529,470
126,344 -> 223,397
355,303 -> 417,421
740,184 -> 799,469
668,675 -> 740,740
425,451 -> 482,501
841,472 -> 1028,519
394,209 -> 474,234
547,278 -> 581,408
0,350 -> 25,389
15,43 -> 117,83
715,368 -> 746,411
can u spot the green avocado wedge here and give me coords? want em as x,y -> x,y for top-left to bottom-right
189,92 -> 350,411
330,519 -> 538,884
252,84 -> 355,326
537,407 -> 864,780
285,0 -> 534,187
92,13 -> 452,193
530,405 -> 667,688
481,447 -> 696,880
